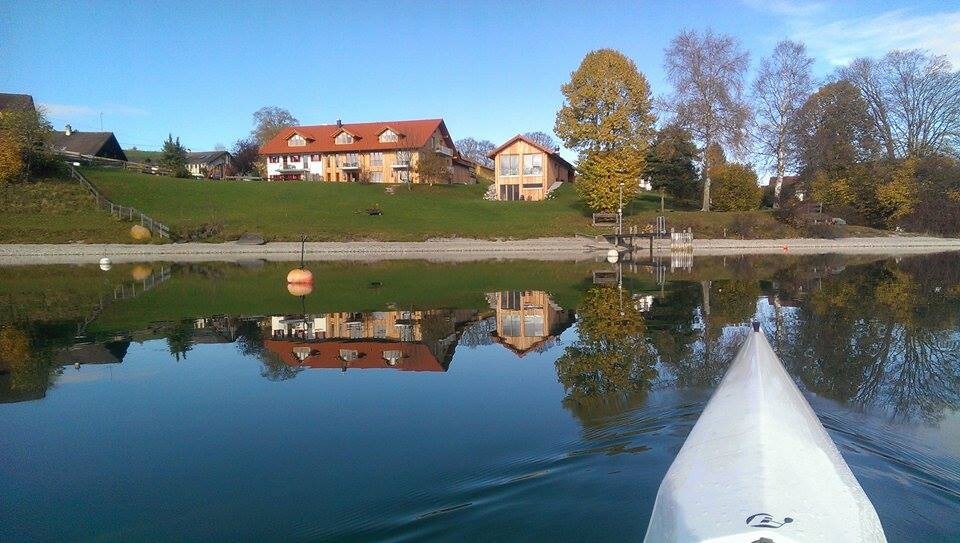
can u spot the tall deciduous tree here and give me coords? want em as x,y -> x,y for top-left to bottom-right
231,137 -> 260,176
523,131 -> 558,150
555,49 -> 655,212
752,40 -> 814,207
794,81 -> 881,181
664,29 -> 751,211
840,50 -> 960,159
455,137 -> 495,168
251,107 -> 299,147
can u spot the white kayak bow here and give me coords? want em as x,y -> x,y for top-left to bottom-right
644,325 -> 886,542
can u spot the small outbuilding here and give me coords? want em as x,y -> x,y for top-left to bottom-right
48,125 -> 127,161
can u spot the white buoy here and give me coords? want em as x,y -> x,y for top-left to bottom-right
606,249 -> 619,263
98,257 -> 112,271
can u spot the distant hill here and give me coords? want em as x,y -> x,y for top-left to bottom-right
124,149 -> 162,164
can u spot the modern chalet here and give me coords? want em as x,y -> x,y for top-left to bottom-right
259,118 -> 473,184
488,134 -> 575,201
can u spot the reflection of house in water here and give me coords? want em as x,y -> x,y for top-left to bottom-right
489,291 -> 574,357
53,341 -> 131,367
262,308 -> 480,372
192,317 -> 240,344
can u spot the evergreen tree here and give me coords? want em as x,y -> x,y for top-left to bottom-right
644,125 -> 699,201
160,134 -> 189,178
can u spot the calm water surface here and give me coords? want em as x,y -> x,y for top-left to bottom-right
1,255 -> 958,541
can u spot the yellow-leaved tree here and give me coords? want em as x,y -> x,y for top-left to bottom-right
874,158 -> 919,228
554,49 -> 655,212
0,132 -> 23,185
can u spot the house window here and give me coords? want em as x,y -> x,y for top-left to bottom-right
289,155 -> 300,162
523,315 -> 544,337
370,171 -> 383,183
499,154 -> 519,176
312,154 -> 320,161
502,315 -> 521,337
269,156 -> 280,163
379,130 -> 398,143
499,184 -> 520,201
335,132 -> 353,144
395,170 -> 410,183
523,154 -> 543,175
288,134 -> 306,147
370,152 -> 383,166
396,150 -> 411,165
344,153 -> 358,166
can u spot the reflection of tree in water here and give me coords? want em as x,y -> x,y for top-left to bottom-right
0,323 -> 62,402
647,280 -> 756,389
555,285 -> 657,424
778,259 -> 960,423
165,319 -> 195,361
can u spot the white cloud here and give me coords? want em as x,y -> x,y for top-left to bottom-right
39,102 -> 149,118
791,9 -> 960,66
740,0 -> 826,17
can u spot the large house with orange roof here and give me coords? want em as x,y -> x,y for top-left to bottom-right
259,118 -> 474,184
488,134 -> 575,201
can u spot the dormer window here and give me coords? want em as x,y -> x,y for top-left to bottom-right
288,134 -> 306,147
379,129 -> 399,143
335,132 -> 354,145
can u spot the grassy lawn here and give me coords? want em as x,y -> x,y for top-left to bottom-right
3,168 -> 802,243
84,167 -> 680,241
0,179 -> 135,243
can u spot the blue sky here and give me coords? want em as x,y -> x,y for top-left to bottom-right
1,0 -> 957,158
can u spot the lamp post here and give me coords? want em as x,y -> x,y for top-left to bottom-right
618,181 -> 624,239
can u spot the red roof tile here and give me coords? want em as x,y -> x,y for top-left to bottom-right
259,118 -> 453,155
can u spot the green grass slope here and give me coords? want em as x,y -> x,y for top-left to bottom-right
0,179 -> 132,243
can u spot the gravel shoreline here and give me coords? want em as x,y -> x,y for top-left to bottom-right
0,236 -> 958,265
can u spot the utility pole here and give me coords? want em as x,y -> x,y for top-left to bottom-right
99,112 -> 103,131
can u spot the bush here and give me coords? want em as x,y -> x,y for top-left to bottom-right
709,163 -> 761,211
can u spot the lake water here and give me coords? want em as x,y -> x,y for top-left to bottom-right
1,255 -> 958,542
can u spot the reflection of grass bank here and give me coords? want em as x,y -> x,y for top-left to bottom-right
0,254 -> 891,339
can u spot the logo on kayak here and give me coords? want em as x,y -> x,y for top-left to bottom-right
746,513 -> 793,528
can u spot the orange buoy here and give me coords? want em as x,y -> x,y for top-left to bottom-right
287,268 -> 313,285
287,282 -> 313,296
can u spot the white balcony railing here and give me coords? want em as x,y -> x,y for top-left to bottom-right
435,145 -> 454,157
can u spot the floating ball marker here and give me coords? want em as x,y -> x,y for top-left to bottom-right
606,249 -> 619,264
287,268 -> 313,285
99,257 -> 112,271
287,282 -> 313,297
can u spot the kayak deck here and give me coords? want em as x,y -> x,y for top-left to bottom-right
644,327 -> 886,542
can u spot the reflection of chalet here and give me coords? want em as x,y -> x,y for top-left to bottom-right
489,291 -> 573,357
